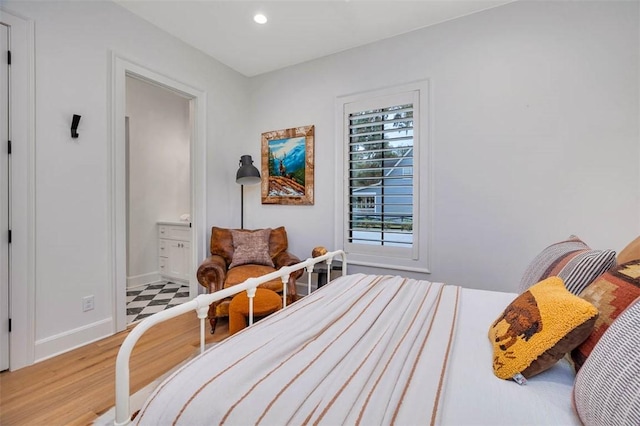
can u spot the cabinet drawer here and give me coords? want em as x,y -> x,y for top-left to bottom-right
159,239 -> 168,257
158,225 -> 191,242
159,257 -> 167,273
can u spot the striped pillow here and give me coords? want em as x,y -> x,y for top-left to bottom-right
573,298 -> 640,426
519,236 -> 616,295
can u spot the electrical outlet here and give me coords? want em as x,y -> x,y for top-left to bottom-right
82,295 -> 95,312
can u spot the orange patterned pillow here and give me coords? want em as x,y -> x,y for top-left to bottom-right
571,260 -> 640,370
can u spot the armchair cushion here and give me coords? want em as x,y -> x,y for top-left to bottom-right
229,228 -> 274,268
224,265 -> 283,292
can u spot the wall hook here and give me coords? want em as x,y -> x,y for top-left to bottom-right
71,114 -> 81,138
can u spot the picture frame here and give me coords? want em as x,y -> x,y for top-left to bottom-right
261,125 -> 315,205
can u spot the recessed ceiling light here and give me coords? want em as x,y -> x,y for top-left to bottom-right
253,14 -> 267,24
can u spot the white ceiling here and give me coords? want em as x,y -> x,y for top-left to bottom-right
115,0 -> 514,77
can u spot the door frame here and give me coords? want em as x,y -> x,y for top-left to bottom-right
1,21 -> 10,372
1,8 -> 35,371
110,54 -> 206,332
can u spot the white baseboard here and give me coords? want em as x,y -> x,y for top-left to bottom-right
127,272 -> 161,289
34,318 -> 113,362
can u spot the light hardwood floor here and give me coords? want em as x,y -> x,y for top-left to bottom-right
0,313 -> 229,425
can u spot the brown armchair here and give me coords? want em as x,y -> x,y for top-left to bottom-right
196,226 -> 303,333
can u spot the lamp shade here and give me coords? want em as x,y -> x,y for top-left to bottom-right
236,155 -> 261,185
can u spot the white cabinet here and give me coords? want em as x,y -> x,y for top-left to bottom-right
158,222 -> 191,283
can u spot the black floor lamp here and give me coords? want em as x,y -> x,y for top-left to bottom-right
236,155 -> 261,229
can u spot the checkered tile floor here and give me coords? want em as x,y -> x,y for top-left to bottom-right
126,281 -> 190,324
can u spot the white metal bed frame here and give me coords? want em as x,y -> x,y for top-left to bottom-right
114,250 -> 347,425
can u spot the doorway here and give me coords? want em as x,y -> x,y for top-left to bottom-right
112,55 -> 206,332
124,76 -> 191,324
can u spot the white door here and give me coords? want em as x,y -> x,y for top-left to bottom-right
0,23 -> 10,371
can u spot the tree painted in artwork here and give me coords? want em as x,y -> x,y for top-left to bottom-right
268,151 -> 276,177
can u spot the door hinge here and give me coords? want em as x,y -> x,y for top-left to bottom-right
8,319 -> 11,333
7,50 -> 10,65
8,230 -> 11,244
8,140 -> 11,155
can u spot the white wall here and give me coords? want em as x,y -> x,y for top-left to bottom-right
3,0 -> 249,362
248,1 -> 639,293
125,77 -> 190,287
3,0 -> 639,366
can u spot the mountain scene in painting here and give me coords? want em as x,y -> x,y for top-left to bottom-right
268,137 -> 306,197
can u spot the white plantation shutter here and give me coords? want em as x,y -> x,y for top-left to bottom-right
348,103 -> 414,247
337,84 -> 429,272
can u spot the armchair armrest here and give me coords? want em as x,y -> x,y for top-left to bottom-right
196,254 -> 227,293
273,251 -> 303,304
273,251 -> 304,280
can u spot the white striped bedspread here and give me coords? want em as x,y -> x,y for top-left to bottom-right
135,273 -> 460,425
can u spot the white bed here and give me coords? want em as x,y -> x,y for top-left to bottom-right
114,252 -> 580,425
440,286 -> 577,425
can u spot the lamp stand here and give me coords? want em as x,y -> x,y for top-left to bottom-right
240,184 -> 244,229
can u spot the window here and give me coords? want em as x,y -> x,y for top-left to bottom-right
352,193 -> 376,213
336,82 -> 429,272
348,104 -> 414,247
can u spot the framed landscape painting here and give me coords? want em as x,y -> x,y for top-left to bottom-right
261,125 -> 315,205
